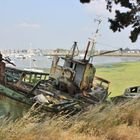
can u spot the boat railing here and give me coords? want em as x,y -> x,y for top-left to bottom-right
5,67 -> 49,84
93,76 -> 110,91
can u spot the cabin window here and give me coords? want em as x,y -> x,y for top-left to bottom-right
70,62 -> 76,70
73,63 -> 77,70
70,62 -> 73,68
57,58 -> 65,67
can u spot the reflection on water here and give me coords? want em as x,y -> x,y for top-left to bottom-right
0,95 -> 29,120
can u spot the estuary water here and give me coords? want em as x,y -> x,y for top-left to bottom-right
11,55 -> 140,69
1,55 -> 140,120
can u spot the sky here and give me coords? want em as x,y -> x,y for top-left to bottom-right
0,0 -> 140,51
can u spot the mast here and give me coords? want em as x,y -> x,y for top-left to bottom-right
83,41 -> 90,61
67,41 -> 79,59
71,42 -> 77,59
89,19 -> 102,63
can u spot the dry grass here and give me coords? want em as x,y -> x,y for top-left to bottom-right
1,99 -> 140,140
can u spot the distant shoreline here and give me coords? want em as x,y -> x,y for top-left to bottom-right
97,53 -> 140,57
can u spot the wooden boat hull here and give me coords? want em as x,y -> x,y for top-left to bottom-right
0,84 -> 33,106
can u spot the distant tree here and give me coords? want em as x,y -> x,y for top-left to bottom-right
124,47 -> 130,51
80,0 -> 140,43
55,48 -> 66,53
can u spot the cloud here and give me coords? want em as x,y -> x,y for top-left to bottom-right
85,0 -> 125,18
84,0 -> 120,18
85,0 -> 108,15
18,22 -> 40,29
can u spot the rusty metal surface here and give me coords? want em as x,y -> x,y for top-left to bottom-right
80,63 -> 96,90
0,62 -> 5,83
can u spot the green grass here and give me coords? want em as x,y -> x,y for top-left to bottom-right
96,62 -> 140,97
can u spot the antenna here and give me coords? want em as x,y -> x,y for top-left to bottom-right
89,18 -> 102,63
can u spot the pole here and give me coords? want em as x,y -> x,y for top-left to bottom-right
71,42 -> 77,59
84,41 -> 90,61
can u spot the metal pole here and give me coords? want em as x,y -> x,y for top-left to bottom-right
71,42 -> 77,59
84,41 -> 90,61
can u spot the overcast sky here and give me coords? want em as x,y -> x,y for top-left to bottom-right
0,0 -> 140,50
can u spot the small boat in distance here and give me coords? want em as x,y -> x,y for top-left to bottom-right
46,55 -> 53,59
24,57 -> 44,73
15,54 -> 26,59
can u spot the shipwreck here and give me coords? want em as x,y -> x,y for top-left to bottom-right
0,42 -> 110,114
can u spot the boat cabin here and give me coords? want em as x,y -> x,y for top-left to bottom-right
49,44 -> 96,92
